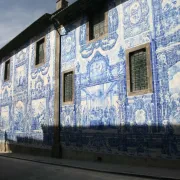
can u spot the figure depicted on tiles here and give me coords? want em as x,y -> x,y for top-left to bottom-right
32,98 -> 46,131
0,106 -> 9,131
14,101 -> 25,132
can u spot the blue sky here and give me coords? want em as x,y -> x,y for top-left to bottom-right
0,0 -> 76,48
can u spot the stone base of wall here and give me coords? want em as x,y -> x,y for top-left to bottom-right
1,142 -> 180,169
62,148 -> 180,169
52,143 -> 61,158
0,143 -> 52,157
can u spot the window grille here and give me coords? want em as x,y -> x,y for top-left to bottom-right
63,71 -> 73,102
4,60 -> 10,81
36,38 -> 45,65
129,48 -> 148,92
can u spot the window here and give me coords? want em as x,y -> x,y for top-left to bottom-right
35,38 -> 45,65
4,60 -> 10,81
126,43 -> 153,96
63,71 -> 74,103
88,8 -> 107,41
130,49 -> 148,91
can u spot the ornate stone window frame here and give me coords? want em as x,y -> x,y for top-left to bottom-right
34,36 -> 46,68
126,43 -> 153,96
86,7 -> 108,43
4,59 -> 11,82
62,69 -> 75,105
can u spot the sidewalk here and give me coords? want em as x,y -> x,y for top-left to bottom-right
0,152 -> 180,180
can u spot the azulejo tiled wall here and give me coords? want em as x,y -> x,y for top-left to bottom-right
0,0 -> 179,158
0,27 -> 56,148
60,0 -> 180,158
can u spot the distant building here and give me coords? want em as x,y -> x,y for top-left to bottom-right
0,0 -> 180,168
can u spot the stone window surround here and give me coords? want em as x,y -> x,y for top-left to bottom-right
86,7 -> 108,43
62,69 -> 75,105
126,43 -> 153,96
34,36 -> 46,68
4,59 -> 11,82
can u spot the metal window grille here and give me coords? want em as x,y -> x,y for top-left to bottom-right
64,71 -> 73,102
36,39 -> 45,65
129,48 -> 148,92
90,10 -> 105,40
4,60 -> 10,81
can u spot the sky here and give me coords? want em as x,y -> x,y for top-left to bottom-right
0,0 -> 76,49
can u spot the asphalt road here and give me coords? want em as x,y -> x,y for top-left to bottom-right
0,156 -> 158,180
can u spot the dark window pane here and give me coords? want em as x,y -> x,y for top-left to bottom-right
4,60 -> 10,81
89,10 -> 105,40
129,48 -> 148,92
64,71 -> 73,102
36,39 -> 45,65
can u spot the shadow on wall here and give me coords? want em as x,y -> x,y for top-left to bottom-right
0,123 -> 180,159
60,124 -> 180,159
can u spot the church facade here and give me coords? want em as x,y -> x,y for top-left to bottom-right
0,0 -> 180,168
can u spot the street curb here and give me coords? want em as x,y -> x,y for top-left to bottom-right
0,154 -> 178,180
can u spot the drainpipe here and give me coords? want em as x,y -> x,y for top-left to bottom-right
51,16 -> 68,158
51,17 -> 62,158
51,5 -> 69,157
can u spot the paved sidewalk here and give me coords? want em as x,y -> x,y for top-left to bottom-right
0,153 -> 179,180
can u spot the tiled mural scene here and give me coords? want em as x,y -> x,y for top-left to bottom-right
60,0 -> 180,159
0,28 -> 56,149
0,0 -> 180,167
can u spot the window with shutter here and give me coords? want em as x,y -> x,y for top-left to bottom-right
35,38 -> 45,65
63,71 -> 73,103
4,60 -> 10,81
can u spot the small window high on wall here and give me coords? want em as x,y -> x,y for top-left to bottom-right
126,43 -> 153,96
63,70 -> 74,103
4,60 -> 10,81
35,38 -> 45,66
87,7 -> 108,41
